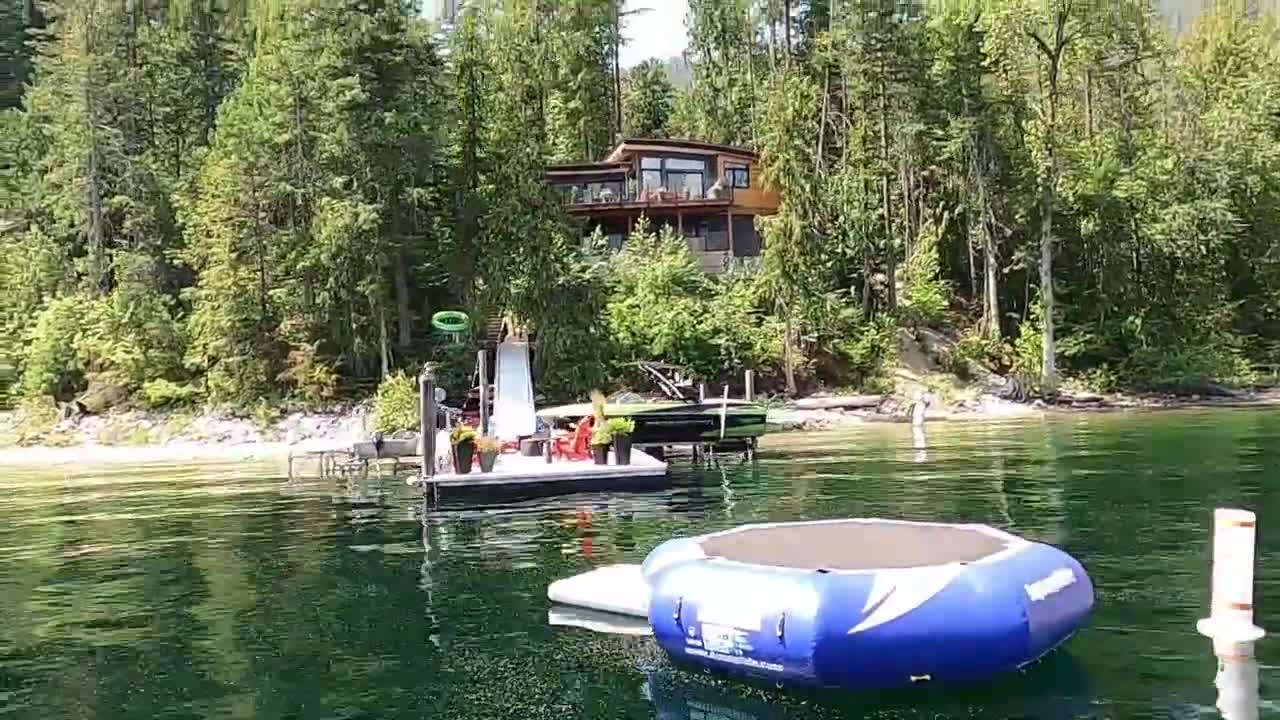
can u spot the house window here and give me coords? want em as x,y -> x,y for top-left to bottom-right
667,171 -> 704,199
705,216 -> 729,251
639,156 -> 708,198
732,216 -> 761,256
725,162 -> 750,189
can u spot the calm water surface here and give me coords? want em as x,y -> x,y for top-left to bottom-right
2,409 -> 1279,719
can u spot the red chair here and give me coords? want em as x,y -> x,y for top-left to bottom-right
551,416 -> 594,460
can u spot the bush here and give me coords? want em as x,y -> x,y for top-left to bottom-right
900,219 -> 951,326
832,316 -> 898,391
20,295 -> 89,400
603,223 -> 783,384
278,342 -> 339,406
1011,305 -> 1045,392
945,329 -> 1008,380
141,379 -> 204,409
372,372 -> 419,433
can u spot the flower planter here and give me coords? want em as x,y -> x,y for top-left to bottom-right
591,443 -> 610,465
479,450 -> 497,473
613,434 -> 632,465
452,440 -> 475,474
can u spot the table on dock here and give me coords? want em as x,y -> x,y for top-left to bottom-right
411,448 -> 668,489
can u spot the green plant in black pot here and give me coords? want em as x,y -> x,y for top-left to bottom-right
450,424 -> 477,474
606,417 -> 635,465
590,425 -> 612,465
476,435 -> 501,473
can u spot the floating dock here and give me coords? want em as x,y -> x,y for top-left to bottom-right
410,448 -> 668,490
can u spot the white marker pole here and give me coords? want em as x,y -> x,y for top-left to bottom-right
1197,508 -> 1266,655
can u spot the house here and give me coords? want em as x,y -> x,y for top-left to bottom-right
545,138 -> 780,273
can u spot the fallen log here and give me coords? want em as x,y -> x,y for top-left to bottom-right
792,394 -> 884,410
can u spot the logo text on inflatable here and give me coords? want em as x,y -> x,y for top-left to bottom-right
1024,567 -> 1077,602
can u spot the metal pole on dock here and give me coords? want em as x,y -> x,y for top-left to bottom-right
744,370 -> 755,402
478,349 -> 489,436
420,364 -> 438,481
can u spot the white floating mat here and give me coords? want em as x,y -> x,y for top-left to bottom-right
548,605 -> 652,636
547,563 -> 650,618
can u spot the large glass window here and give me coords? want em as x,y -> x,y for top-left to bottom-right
668,172 -> 704,199
639,156 -> 709,198
725,162 -> 750,189
666,157 -> 706,172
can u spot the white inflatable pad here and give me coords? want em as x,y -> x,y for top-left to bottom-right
546,563 -> 649,618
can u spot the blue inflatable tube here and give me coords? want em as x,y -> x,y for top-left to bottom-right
642,519 -> 1094,689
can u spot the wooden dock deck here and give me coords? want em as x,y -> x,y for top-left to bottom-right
411,448 -> 668,489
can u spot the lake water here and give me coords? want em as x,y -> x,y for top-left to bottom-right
2,409 -> 1279,719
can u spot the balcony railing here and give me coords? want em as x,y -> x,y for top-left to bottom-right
559,181 -> 733,210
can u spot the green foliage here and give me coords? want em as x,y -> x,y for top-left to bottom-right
141,379 -> 204,409
475,435 -> 501,453
278,343 -> 339,406
623,59 -> 674,138
900,219 -> 951,326
450,424 -> 477,446
831,316 -> 898,393
590,425 -> 612,446
605,416 -> 634,436
603,222 -> 782,383
372,371 -> 419,434
4,0 -> 1279,423
20,295 -> 88,400
1012,305 -> 1045,392
945,329 -> 1008,380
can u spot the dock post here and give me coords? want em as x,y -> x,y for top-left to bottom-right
1198,508 -> 1265,720
420,364 -> 439,482
745,370 -> 755,402
477,349 -> 489,436
1198,508 -> 1266,653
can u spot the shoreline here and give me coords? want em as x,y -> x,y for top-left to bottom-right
2,388 -> 1278,467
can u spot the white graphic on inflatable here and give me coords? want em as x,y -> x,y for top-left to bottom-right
1024,567 -> 1077,602
848,564 -> 966,634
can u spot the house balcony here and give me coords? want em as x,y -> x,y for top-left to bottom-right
560,182 -> 734,217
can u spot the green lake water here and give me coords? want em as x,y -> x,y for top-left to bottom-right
2,408 -> 1279,719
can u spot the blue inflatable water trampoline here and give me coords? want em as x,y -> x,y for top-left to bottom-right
639,518 -> 1094,689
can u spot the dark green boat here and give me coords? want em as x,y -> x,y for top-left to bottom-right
536,363 -> 767,448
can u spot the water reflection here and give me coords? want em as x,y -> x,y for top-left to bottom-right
642,650 -> 1097,720
1214,645 -> 1260,720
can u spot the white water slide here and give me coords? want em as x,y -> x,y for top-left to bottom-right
492,339 -> 537,441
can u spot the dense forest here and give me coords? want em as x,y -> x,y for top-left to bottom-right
1,0 -> 1278,417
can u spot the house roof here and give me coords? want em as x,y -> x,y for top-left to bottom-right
606,138 -> 759,162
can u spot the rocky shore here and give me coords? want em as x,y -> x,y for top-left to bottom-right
2,386 -> 1277,466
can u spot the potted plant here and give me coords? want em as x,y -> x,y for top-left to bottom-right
450,424 -> 477,475
476,435 -> 501,473
590,426 -> 612,465
606,417 -> 635,465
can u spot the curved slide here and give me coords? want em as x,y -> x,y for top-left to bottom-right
492,339 -> 536,441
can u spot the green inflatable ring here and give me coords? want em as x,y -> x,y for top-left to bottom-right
431,310 -> 470,334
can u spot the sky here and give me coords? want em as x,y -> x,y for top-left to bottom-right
619,0 -> 689,68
